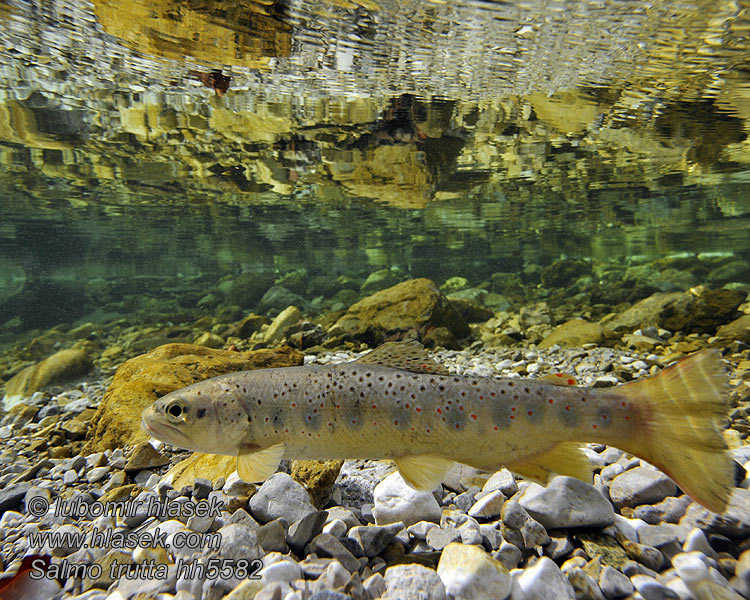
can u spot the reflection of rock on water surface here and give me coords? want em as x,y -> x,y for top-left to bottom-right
91,0 -> 291,67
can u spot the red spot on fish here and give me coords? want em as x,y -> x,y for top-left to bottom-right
621,401 -> 627,407
527,411 -> 533,416
394,420 -> 399,426
459,405 -> 464,411
470,414 -> 477,420
510,415 -> 515,420
455,424 -> 460,429
625,416 -> 630,420
567,378 -> 575,385
416,407 -> 421,412
426,428 -> 431,433
405,403 -> 410,408
548,399 -> 554,404
490,392 -> 496,397
437,408 -> 442,414
351,419 -> 356,424
265,417 -> 269,422
511,407 -> 516,412
479,395 -> 484,400
555,373 -> 563,377
565,405 -> 570,410
372,404 -> 377,409
592,424 -> 598,429
291,403 -> 296,408
335,404 -> 340,408
602,415 -> 608,420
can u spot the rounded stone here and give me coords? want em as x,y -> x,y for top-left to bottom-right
372,472 -> 442,527
437,542 -> 511,600
518,476 -> 614,529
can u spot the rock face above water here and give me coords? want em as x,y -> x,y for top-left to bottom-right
83,343 -> 303,452
329,278 -> 470,344
3,348 -> 92,409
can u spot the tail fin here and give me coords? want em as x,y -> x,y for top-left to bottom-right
619,349 -> 733,513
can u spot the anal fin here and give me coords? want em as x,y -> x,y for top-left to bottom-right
237,442 -> 286,483
506,442 -> 592,484
395,454 -> 454,490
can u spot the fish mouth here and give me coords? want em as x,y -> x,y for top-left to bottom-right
140,413 -> 195,451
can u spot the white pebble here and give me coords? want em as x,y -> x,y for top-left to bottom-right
62,470 -> 78,485
322,519 -> 348,538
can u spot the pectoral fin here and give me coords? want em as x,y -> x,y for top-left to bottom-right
237,442 -> 286,483
505,442 -> 592,483
395,454 -> 454,490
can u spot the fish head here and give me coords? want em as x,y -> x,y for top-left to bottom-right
141,380 -> 247,455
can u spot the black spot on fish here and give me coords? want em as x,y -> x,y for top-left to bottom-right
196,408 -> 206,419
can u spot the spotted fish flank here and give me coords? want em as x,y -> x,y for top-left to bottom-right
142,341 -> 734,513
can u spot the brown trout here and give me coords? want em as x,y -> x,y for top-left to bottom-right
141,341 -> 733,513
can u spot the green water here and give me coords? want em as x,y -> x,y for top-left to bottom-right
1,0 -> 750,337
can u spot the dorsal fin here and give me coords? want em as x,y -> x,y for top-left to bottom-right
353,341 -> 450,375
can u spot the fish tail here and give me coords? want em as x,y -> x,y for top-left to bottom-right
618,349 -> 733,513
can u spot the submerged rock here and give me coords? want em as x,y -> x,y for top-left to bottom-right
518,476 -> 615,528
437,542 -> 511,600
715,314 -> 750,344
258,285 -> 309,314
361,268 -> 402,293
3,348 -> 92,409
604,289 -> 745,334
608,466 -> 677,508
541,258 -> 592,288
226,271 -> 276,308
291,459 -> 344,508
165,452 -> 238,490
511,556 -> 576,599
83,343 -> 303,451
263,305 -> 303,344
372,471 -> 442,526
329,278 -> 470,344
383,563 -> 447,600
538,319 -> 613,349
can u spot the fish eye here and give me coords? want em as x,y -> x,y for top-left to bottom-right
165,400 -> 186,422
